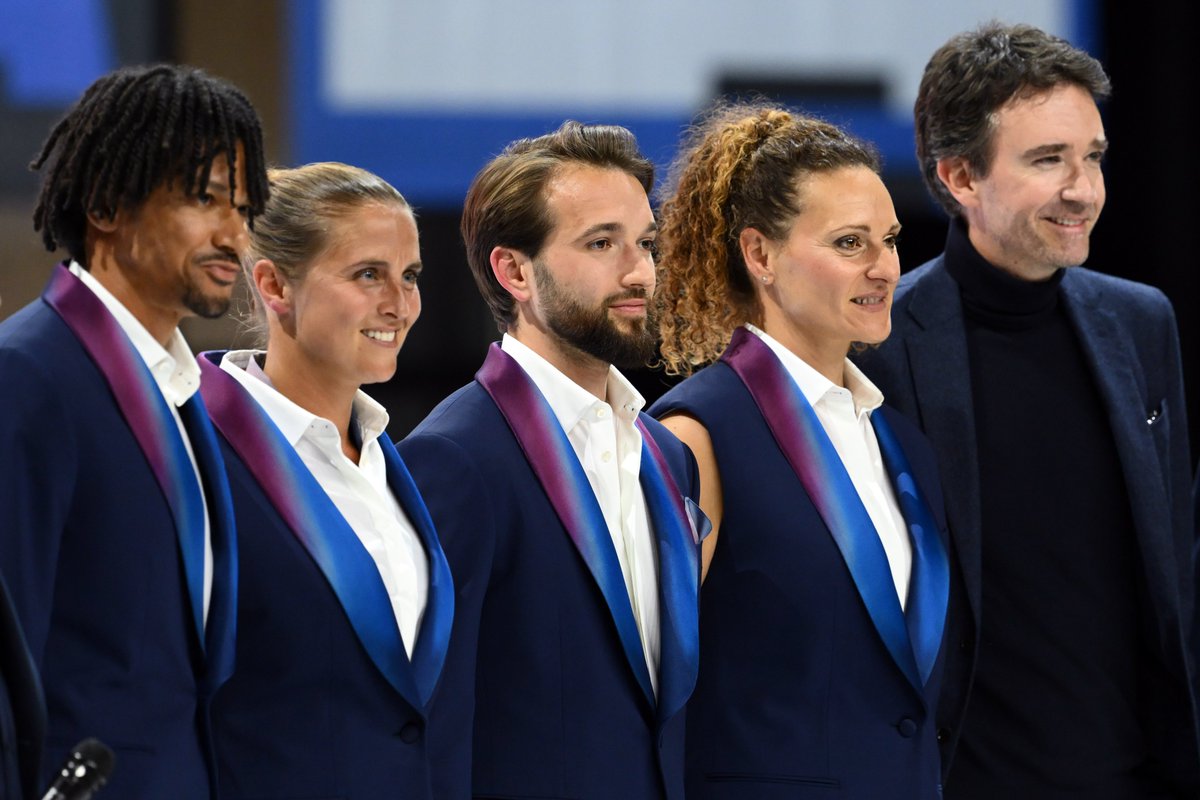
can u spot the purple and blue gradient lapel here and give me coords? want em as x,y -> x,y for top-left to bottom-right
476,344 -> 656,708
870,412 -> 948,686
43,265 -> 224,655
636,422 -> 700,725
721,328 -> 922,689
197,353 -> 431,710
378,438 -> 454,706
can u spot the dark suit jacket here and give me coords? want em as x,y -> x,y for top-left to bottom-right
0,574 -> 44,800
0,279 -> 236,800
399,377 -> 700,800
200,352 -> 458,799
854,254 -> 1200,786
652,362 -> 949,799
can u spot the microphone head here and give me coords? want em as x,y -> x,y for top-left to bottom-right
48,739 -> 115,800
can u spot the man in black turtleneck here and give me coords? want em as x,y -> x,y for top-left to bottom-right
856,22 -> 1198,800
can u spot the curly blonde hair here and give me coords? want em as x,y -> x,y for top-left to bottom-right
655,102 -> 879,375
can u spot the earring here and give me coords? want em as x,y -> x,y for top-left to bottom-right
759,274 -> 770,284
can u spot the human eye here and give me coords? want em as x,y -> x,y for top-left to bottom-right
355,267 -> 380,282
195,191 -> 214,206
834,234 -> 863,251
1086,149 -> 1106,164
586,238 -> 612,251
403,268 -> 422,286
1032,154 -> 1062,166
884,233 -> 900,251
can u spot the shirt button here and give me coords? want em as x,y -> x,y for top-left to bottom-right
596,407 -> 608,418
602,451 -> 613,463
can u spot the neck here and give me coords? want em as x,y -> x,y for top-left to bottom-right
758,314 -> 847,387
262,341 -> 360,460
87,250 -> 182,346
510,323 -> 610,400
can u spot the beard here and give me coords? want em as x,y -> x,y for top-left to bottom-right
533,259 -> 657,369
182,257 -> 237,319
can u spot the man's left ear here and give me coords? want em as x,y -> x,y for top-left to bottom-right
490,246 -> 534,303
85,208 -> 121,234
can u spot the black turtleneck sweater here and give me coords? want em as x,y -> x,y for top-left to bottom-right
942,221 -> 1165,799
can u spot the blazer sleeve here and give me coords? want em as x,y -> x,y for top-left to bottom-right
0,347 -> 78,664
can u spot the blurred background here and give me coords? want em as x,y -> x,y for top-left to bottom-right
2,0 -> 1196,463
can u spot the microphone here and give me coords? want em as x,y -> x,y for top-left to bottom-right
40,738 -> 115,800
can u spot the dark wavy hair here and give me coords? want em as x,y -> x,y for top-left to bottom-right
915,21 -> 1110,217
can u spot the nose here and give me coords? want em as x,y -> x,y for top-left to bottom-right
1062,161 -> 1102,206
621,244 -> 656,292
213,205 -> 249,256
379,274 -> 416,319
867,245 -> 900,284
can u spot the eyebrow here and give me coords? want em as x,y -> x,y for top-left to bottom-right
575,220 -> 658,241
833,223 -> 902,234
1023,138 -> 1109,159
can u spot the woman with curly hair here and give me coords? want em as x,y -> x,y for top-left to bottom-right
649,103 -> 953,798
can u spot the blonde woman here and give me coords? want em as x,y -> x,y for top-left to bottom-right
199,163 -> 456,799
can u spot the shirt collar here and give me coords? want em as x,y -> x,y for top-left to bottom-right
70,261 -> 199,405
500,333 -> 645,433
745,324 -> 883,415
219,349 -> 391,447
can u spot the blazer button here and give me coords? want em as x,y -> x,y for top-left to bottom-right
399,721 -> 423,744
936,728 -> 950,743
896,718 -> 918,738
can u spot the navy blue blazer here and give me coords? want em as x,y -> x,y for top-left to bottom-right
1,573 -> 44,800
652,364 -> 949,799
854,255 -> 1200,785
200,352 -> 459,799
0,292 -> 234,800
399,380 -> 700,800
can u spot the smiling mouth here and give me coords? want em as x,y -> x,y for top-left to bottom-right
363,329 -> 397,342
851,296 -> 886,306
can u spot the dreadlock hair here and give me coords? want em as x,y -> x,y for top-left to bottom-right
30,63 -> 270,268
655,102 -> 879,376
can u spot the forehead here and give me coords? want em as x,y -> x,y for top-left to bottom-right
542,164 -> 652,237
991,83 -> 1105,149
793,166 -> 896,228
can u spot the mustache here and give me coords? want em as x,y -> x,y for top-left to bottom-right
605,288 -> 650,304
193,247 -> 241,267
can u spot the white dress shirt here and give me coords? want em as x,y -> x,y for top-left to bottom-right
501,334 -> 661,694
220,350 -> 428,657
747,325 -> 913,608
69,262 -> 214,623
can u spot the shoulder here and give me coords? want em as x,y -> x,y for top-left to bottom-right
406,382 -> 498,441
1062,268 -> 1175,321
399,382 -> 511,495
649,362 -> 740,421
891,254 -> 951,314
0,299 -> 73,358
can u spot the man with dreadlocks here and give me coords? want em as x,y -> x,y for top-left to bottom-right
0,63 -> 268,800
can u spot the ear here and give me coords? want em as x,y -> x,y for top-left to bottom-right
936,156 -> 980,209
86,208 -> 121,234
490,246 -> 534,304
252,259 -> 291,316
738,227 -> 774,285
